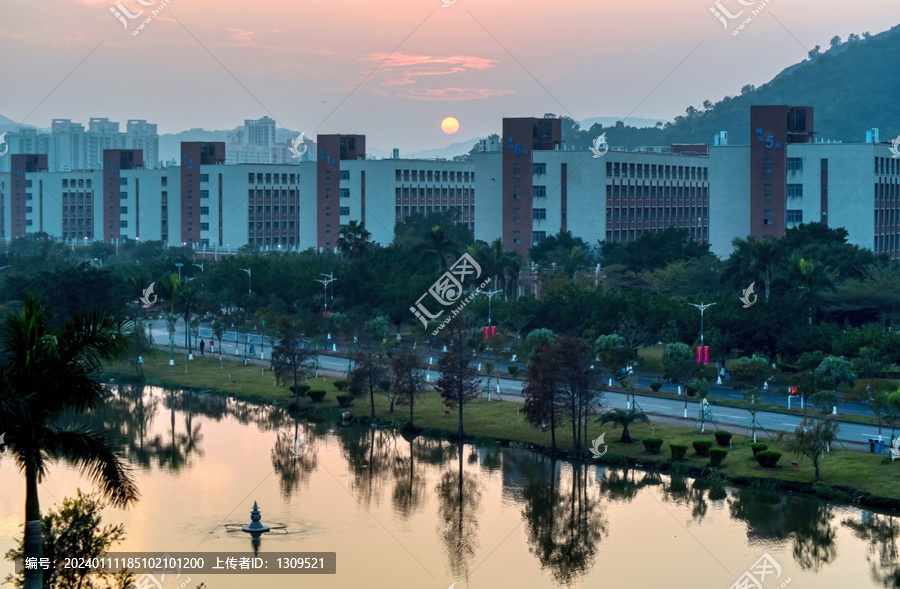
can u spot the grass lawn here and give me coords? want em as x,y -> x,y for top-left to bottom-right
107,350 -> 900,501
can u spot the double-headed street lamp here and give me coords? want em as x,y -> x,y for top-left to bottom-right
688,301 -> 717,348
315,273 -> 336,314
480,289 -> 502,327
175,262 -> 183,281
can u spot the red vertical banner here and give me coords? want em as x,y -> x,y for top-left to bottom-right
491,326 -> 497,338
703,346 -> 710,364
696,346 -> 703,363
483,326 -> 489,340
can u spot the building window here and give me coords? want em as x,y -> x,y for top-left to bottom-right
200,190 -> 209,199
120,220 -> 128,228
200,223 -> 209,230
200,174 -> 209,182
120,192 -> 127,199
787,158 -> 803,171
340,207 -> 350,216
532,185 -> 547,198
120,207 -> 128,214
786,184 -> 803,197
532,231 -> 547,244
340,189 -> 350,198
340,170 -> 350,180
764,167 -> 772,174
763,219 -> 772,225
786,210 -> 803,223
764,194 -> 773,200
532,163 -> 546,175
764,158 -> 772,164
764,184 -> 773,190
764,209 -> 772,215
200,206 -> 209,215
120,178 -> 128,186
533,208 -> 547,220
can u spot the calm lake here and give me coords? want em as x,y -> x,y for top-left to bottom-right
0,385 -> 896,588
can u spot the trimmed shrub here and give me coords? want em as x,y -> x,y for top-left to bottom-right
669,443 -> 688,460
714,430 -> 733,446
507,365 -> 520,377
756,450 -> 782,468
642,437 -> 664,453
693,439 -> 714,456
333,380 -> 349,392
750,442 -> 769,456
686,384 -> 698,397
649,381 -> 663,392
308,390 -> 327,402
336,393 -> 353,407
289,384 -> 311,397
709,448 -> 728,467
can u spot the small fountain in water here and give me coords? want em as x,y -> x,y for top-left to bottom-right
242,501 -> 271,537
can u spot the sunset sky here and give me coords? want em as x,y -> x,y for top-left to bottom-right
1,0 -> 898,152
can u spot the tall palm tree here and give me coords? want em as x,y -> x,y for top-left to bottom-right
727,236 -> 781,301
792,258 -> 835,324
421,224 -> 459,271
337,220 -> 373,262
599,408 -> 650,444
0,295 -> 139,589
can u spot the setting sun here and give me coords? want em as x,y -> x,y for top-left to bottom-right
441,116 -> 460,134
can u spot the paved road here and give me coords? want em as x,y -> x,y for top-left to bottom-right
145,323 -> 892,449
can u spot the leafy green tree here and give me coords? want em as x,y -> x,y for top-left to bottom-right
0,296 -> 138,589
788,371 -> 828,417
270,328 -> 317,409
601,227 -> 710,273
522,342 -> 562,451
780,418 -> 840,482
815,355 -> 856,392
792,258 -> 835,325
435,319 -> 481,438
661,342 -> 699,386
349,342 -> 390,419
725,236 -> 781,300
3,491 -> 132,589
600,409 -> 650,444
847,380 -> 897,435
555,335 -> 604,453
391,345 -> 425,428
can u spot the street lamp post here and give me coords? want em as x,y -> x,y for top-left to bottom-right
175,263 -> 183,281
481,289 -> 502,327
687,301 -> 717,349
315,273 -> 336,314
241,267 -> 252,294
686,301 -> 716,417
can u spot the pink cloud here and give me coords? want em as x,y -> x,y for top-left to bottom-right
361,53 -> 508,100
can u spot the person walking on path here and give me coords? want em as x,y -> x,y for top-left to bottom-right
200,339 -> 206,356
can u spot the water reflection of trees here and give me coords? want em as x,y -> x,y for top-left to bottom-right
436,441 -> 483,583
336,426 -> 399,507
270,411 -> 319,500
522,456 -> 608,585
729,488 -> 837,571
391,434 -> 427,519
843,512 -> 900,587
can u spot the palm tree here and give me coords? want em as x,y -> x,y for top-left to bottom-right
421,224 -> 459,271
0,295 -> 139,589
727,236 -> 781,301
600,408 -> 650,444
337,220 -> 373,262
792,258 -> 835,324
